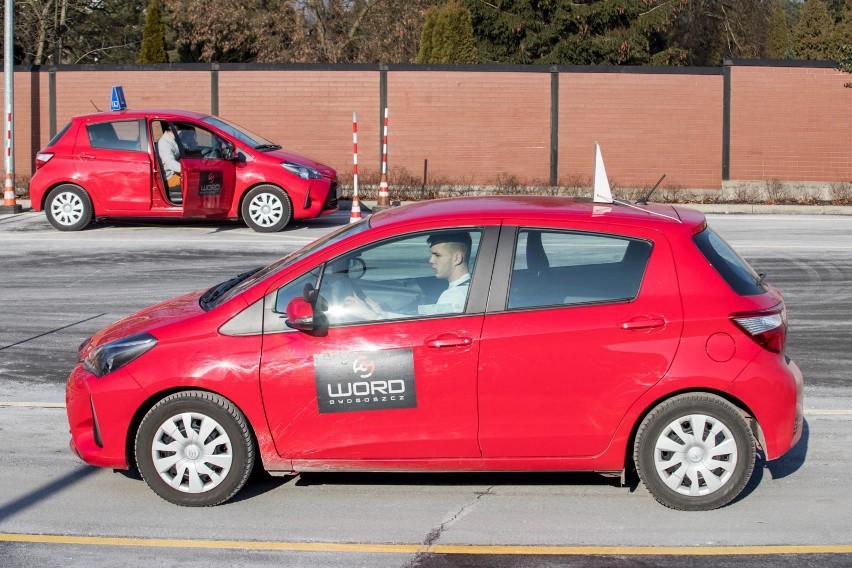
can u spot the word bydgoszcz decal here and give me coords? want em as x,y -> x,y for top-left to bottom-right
314,349 -> 416,413
197,171 -> 223,196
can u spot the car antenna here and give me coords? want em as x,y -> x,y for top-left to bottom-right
636,174 -> 666,206
90,100 -> 102,112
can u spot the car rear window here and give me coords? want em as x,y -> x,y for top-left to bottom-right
508,229 -> 651,309
47,122 -> 72,146
693,227 -> 765,296
86,120 -> 147,152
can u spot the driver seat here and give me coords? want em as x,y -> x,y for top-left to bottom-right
154,138 -> 182,205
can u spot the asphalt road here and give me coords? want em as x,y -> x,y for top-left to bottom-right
0,209 -> 851,567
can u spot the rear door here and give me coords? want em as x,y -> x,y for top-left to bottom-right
169,122 -> 236,218
73,119 -> 152,212
477,223 -> 683,458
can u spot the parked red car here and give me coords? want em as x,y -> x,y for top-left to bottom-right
65,196 -> 803,510
29,110 -> 338,232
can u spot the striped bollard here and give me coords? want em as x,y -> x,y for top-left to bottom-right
1,109 -> 22,214
350,111 -> 361,223
375,107 -> 391,210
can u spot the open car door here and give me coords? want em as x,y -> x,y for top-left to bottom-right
174,123 -> 237,218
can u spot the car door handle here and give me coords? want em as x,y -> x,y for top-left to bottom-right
621,317 -> 666,330
78,152 -> 97,160
425,333 -> 473,348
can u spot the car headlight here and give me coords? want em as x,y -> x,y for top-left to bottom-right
282,162 -> 323,180
83,332 -> 158,378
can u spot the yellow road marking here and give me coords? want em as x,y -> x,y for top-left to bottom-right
0,534 -> 850,555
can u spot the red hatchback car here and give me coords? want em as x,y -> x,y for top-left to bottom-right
29,110 -> 338,232
65,196 -> 803,510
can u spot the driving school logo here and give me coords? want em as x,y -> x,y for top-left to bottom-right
314,349 -> 415,413
197,170 -> 223,196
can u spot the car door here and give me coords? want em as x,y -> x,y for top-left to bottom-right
477,224 -> 683,458
258,227 -> 497,463
169,122 -> 236,218
72,119 -> 152,212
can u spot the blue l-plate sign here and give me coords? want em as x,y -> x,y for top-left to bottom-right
110,86 -> 127,111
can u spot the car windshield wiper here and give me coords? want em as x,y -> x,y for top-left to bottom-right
200,267 -> 263,310
254,143 -> 282,151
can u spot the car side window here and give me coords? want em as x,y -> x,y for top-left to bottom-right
86,120 -> 146,152
508,229 -> 652,309
317,229 -> 482,325
172,122 -> 227,159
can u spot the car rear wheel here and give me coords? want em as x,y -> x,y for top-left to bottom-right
241,185 -> 292,232
634,393 -> 755,511
45,184 -> 93,231
135,391 -> 255,507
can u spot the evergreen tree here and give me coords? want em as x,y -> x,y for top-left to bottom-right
465,0 -> 687,66
792,0 -> 836,59
418,8 -> 439,63
417,1 -> 478,64
138,0 -> 168,63
767,0 -> 793,59
833,0 -> 852,54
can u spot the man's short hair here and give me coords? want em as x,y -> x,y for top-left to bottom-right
427,231 -> 471,258
428,231 -> 471,248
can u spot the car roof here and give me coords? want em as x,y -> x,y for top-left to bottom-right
72,109 -> 209,122
368,195 -> 706,233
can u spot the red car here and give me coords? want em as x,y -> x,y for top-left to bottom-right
65,196 -> 803,510
29,110 -> 338,232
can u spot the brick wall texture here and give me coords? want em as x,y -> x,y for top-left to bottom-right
2,62 -> 850,191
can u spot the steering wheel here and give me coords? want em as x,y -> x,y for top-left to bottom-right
200,147 -> 218,159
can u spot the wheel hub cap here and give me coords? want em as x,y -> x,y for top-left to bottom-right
151,412 -> 234,494
653,413 -> 739,497
687,447 -> 704,463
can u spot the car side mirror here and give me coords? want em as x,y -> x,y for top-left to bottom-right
285,297 -> 316,331
222,142 -> 237,161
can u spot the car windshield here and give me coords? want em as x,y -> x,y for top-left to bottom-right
201,115 -> 282,151
201,218 -> 371,310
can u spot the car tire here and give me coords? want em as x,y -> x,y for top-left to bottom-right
241,185 -> 292,233
135,391 -> 255,507
633,393 -> 755,511
45,184 -> 93,231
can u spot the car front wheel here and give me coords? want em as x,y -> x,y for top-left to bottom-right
135,391 -> 255,507
634,393 -> 755,511
241,185 -> 292,232
45,184 -> 93,231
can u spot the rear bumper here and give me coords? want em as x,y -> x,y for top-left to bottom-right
729,352 -> 804,460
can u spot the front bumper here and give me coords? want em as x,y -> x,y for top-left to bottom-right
66,364 -> 148,469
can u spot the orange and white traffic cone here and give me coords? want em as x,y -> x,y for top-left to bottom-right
349,195 -> 362,222
1,173 -> 22,214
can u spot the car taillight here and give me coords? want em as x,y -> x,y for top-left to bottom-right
35,152 -> 54,169
731,306 -> 787,353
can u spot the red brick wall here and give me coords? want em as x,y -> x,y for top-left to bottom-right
559,72 -> 723,190
4,63 -> 851,192
218,70 -> 380,178
388,71 -> 551,185
729,65 -> 852,182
